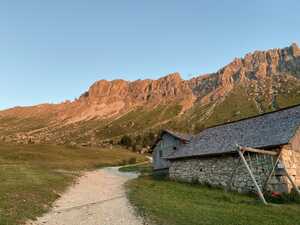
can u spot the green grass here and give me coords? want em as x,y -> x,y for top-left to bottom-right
127,176 -> 300,225
95,104 -> 182,139
0,116 -> 49,136
166,85 -> 261,134
166,103 -> 213,133
119,163 -> 153,174
203,85 -> 259,127
0,143 -> 146,225
275,78 -> 300,108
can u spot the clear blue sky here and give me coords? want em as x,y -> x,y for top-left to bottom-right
0,0 -> 299,109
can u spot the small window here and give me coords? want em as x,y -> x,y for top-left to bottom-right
173,146 -> 177,150
159,150 -> 163,157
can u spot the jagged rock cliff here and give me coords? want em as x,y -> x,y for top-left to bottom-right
1,43 -> 300,145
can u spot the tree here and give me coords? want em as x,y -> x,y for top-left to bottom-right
120,135 -> 132,148
142,132 -> 156,147
135,135 -> 143,146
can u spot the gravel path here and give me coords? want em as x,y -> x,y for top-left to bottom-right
27,167 -> 145,225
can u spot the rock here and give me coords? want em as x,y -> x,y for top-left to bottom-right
1,43 -> 300,145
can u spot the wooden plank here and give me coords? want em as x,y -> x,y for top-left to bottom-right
237,148 -> 268,205
239,146 -> 278,156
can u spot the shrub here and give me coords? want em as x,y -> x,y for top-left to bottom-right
120,135 -> 133,148
128,157 -> 137,164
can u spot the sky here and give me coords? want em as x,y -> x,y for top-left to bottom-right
0,0 -> 299,109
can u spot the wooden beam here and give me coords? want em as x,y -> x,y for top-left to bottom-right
237,148 -> 268,205
238,145 -> 278,156
262,150 -> 282,192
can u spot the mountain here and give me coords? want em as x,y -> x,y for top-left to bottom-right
1,43 -> 300,147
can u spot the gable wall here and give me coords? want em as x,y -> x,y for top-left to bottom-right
153,133 -> 183,170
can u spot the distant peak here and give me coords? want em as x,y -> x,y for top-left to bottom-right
159,72 -> 182,81
291,42 -> 299,49
289,42 -> 300,57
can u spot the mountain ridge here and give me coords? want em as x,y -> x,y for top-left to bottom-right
1,43 -> 300,146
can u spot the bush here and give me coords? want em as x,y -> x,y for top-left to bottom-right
266,189 -> 300,204
120,135 -> 133,148
128,157 -> 137,164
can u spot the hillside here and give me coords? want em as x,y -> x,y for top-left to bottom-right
1,43 -> 300,147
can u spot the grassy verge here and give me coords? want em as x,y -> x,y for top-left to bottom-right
0,143 -> 145,225
127,176 -> 300,225
119,163 -> 153,174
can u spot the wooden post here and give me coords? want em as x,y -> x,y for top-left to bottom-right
237,146 -> 268,205
262,150 -> 282,192
284,168 -> 300,196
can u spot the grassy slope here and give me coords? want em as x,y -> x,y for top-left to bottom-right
95,104 -> 182,139
127,176 -> 300,225
0,104 -> 182,144
167,85 -> 260,133
170,81 -> 300,134
2,80 -> 300,143
165,103 -> 213,133
203,85 -> 259,128
276,78 -> 300,108
65,82 -> 300,142
0,116 -> 49,136
0,143 -> 146,225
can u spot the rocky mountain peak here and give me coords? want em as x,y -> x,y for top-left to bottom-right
76,43 -> 300,109
158,72 -> 182,82
2,43 -> 300,145
187,43 -> 300,104
290,42 -> 300,57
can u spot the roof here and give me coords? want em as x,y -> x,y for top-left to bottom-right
151,129 -> 192,150
161,129 -> 192,141
167,104 -> 300,159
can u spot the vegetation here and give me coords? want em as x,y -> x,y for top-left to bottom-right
0,116 -> 49,136
95,104 -> 182,139
119,132 -> 157,151
276,78 -> 300,108
127,176 -> 300,225
165,103 -> 213,133
119,163 -> 153,174
165,85 -> 261,133
3,81 -> 300,146
120,135 -> 133,148
0,143 -> 146,225
204,85 -> 259,127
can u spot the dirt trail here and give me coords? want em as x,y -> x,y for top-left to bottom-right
27,167 -> 145,225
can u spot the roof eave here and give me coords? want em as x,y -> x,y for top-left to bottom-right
165,150 -> 237,160
166,142 -> 288,160
162,129 -> 192,141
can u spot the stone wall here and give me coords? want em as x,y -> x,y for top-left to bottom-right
280,145 -> 300,189
169,153 -> 287,193
287,129 -> 300,187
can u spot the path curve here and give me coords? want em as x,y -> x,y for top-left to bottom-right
27,167 -> 145,225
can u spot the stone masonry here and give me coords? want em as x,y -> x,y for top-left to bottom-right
281,145 -> 300,189
169,152 -> 288,193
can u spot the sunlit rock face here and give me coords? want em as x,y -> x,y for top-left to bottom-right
1,43 -> 300,145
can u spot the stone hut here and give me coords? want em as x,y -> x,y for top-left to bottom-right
152,130 -> 192,171
166,104 -> 300,194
